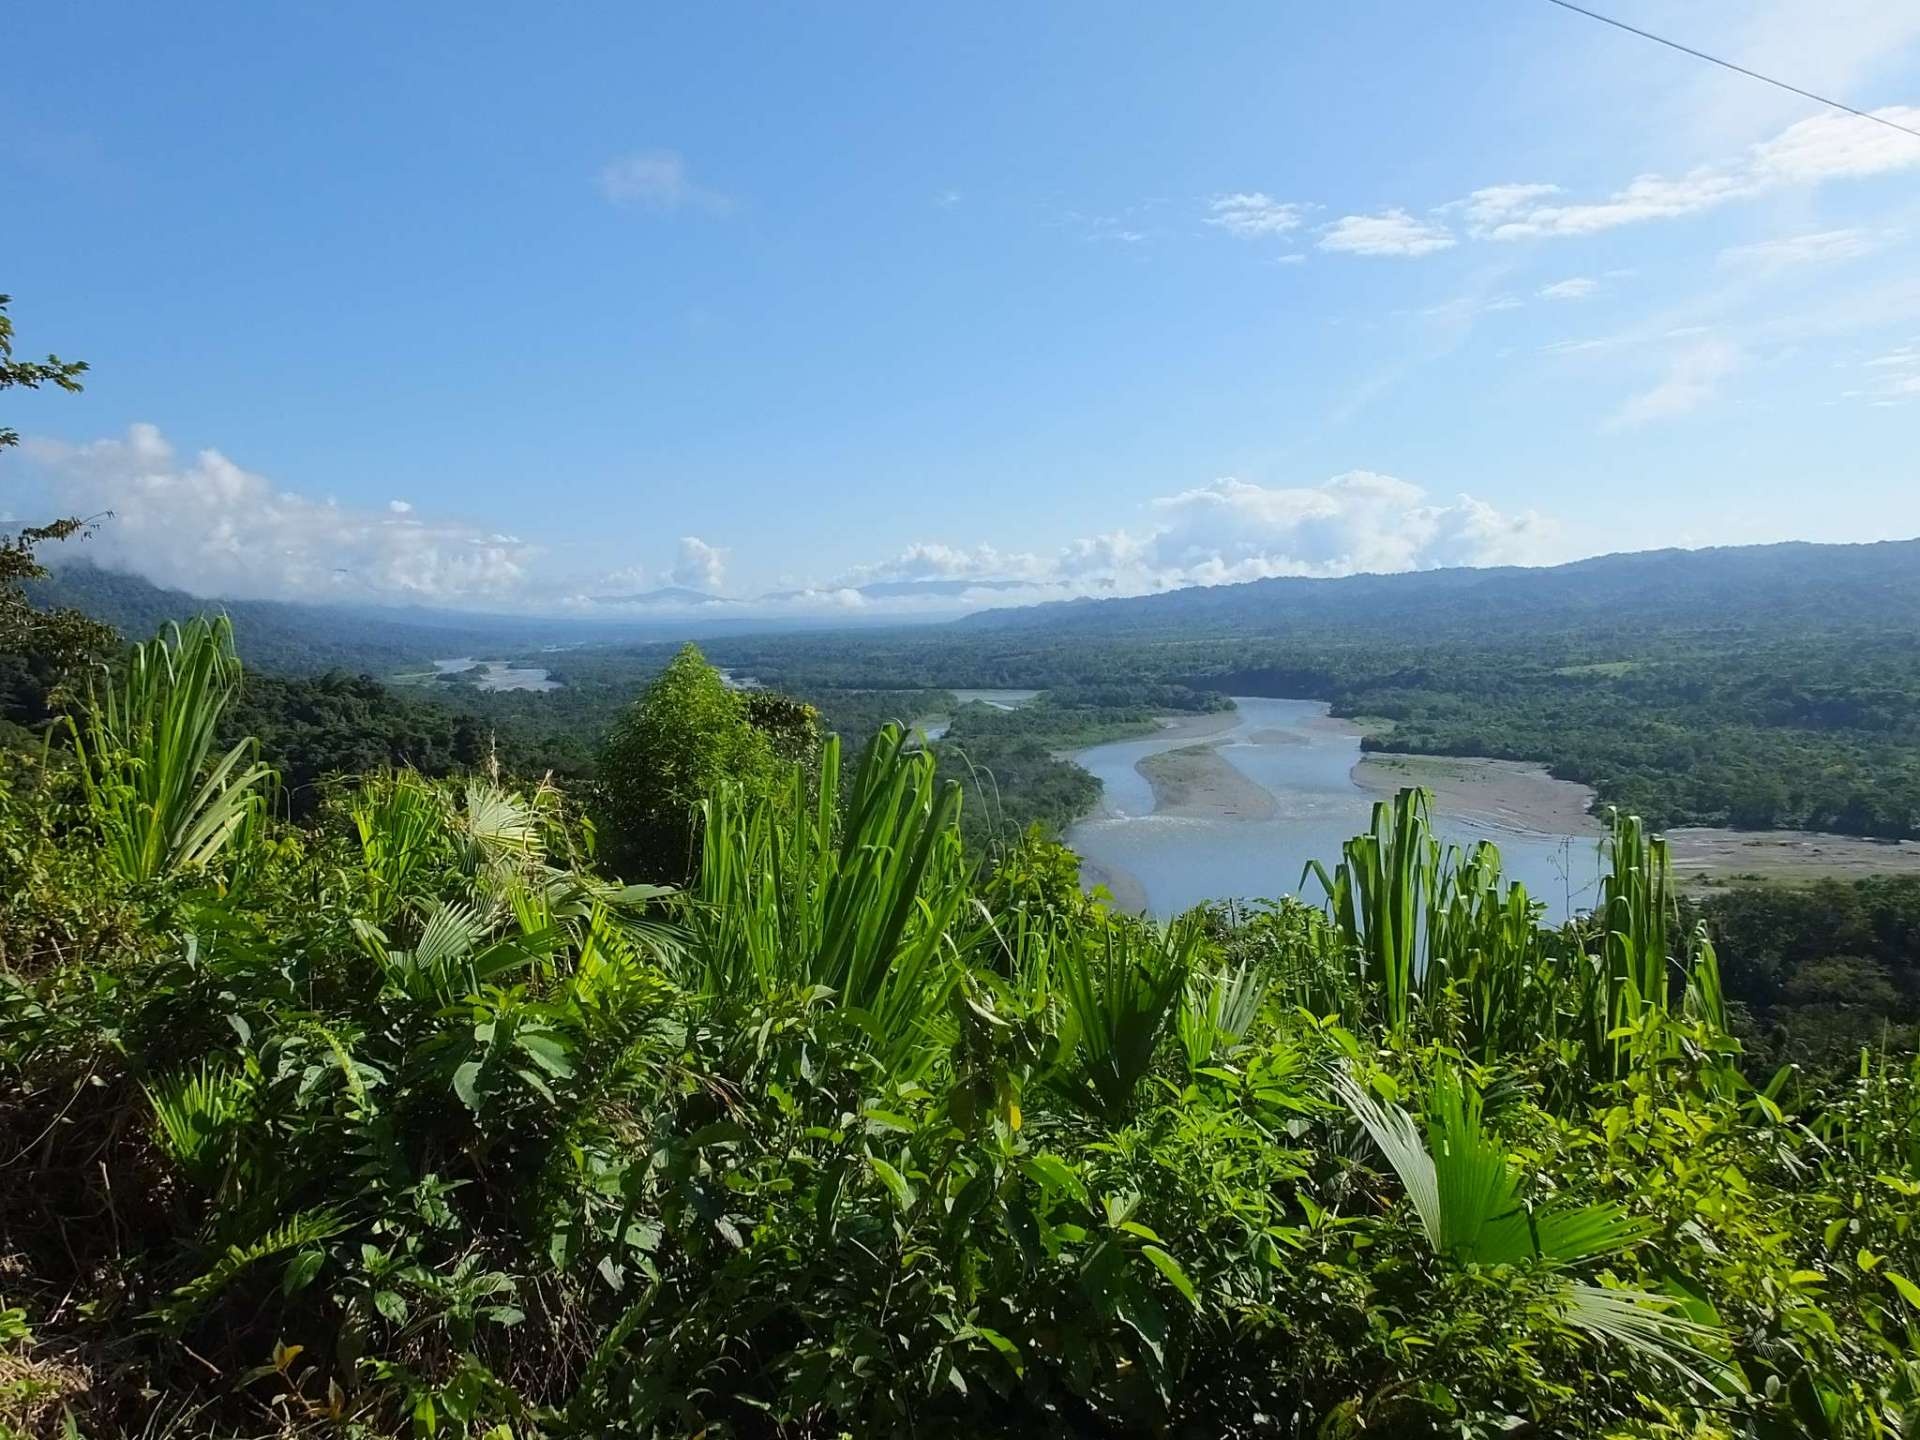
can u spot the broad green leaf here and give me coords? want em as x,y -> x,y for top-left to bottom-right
1140,1244 -> 1200,1310
869,1156 -> 914,1212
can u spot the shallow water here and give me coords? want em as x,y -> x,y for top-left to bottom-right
432,658 -> 560,693
1067,697 -> 1603,923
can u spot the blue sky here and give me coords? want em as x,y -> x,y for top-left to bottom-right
6,1 -> 1919,615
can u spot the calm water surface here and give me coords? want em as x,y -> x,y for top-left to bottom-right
1067,697 -> 1603,923
432,658 -> 560,693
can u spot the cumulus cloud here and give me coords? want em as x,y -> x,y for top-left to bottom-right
1538,277 -> 1597,301
1318,210 -> 1456,257
26,424 -> 534,603
839,542 -> 1049,586
598,149 -> 731,213
1139,472 -> 1554,579
1608,338 -> 1743,429
814,473 -> 1559,609
1205,192 -> 1310,238
25,427 -> 1565,621
1473,106 -> 1920,240
670,535 -> 728,592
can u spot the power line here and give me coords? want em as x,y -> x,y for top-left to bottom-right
1538,0 -> 1920,143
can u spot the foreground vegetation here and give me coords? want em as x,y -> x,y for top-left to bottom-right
5,619 -> 1920,1438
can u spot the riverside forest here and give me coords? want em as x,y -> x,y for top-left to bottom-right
6,294 -> 1920,1437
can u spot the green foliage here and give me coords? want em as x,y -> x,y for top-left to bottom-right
1,293 -> 117,688
1695,874 -> 1920,1064
66,615 -> 275,881
1052,914 -> 1199,1122
6,626 -> 1920,1438
595,643 -> 800,881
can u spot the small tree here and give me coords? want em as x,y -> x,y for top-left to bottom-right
1,293 -> 116,691
596,644 -> 793,881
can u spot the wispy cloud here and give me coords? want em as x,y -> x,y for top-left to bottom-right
1205,192 -> 1310,238
1853,343 -> 1920,405
1319,209 -> 1455,257
1471,107 -> 1920,241
1052,206 -> 1155,245
598,149 -> 732,214
1538,277 -> 1598,301
1608,338 -> 1743,429
1719,227 -> 1897,273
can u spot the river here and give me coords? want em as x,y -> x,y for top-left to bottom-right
431,658 -> 560,693
1065,696 -> 1605,923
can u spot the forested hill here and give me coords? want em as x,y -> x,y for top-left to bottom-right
24,566 -> 521,673
958,538 -> 1920,640
24,564 -> 768,673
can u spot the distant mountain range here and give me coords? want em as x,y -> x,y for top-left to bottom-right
597,578 -> 1036,605
25,566 -> 852,674
958,538 -> 1920,640
32,537 -> 1920,677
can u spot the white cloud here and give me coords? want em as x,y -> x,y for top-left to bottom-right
1319,209 -> 1455,257
670,535 -> 728,592
1139,472 -> 1555,579
1052,203 -> 1163,246
1205,192 -> 1310,238
1538,277 -> 1598,301
598,149 -> 731,213
1719,227 -> 1894,272
1475,107 -> 1920,241
29,432 -> 1563,620
1856,343 -> 1920,405
388,498 -> 413,513
1413,293 -> 1523,326
840,542 -> 1049,586
27,424 -> 534,603
711,473 -> 1565,618
1539,335 -> 1624,356
1749,107 -> 1920,184
1608,338 -> 1743,428
1456,184 -> 1562,236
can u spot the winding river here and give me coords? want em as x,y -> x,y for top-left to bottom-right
1065,696 -> 1605,923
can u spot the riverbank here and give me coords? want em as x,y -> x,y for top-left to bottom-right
1352,751 -> 1920,887
1352,753 -> 1604,837
1667,828 -> 1920,885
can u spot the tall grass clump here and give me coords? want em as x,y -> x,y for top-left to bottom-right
65,615 -> 273,881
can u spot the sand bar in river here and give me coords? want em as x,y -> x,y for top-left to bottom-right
1139,744 -> 1278,820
